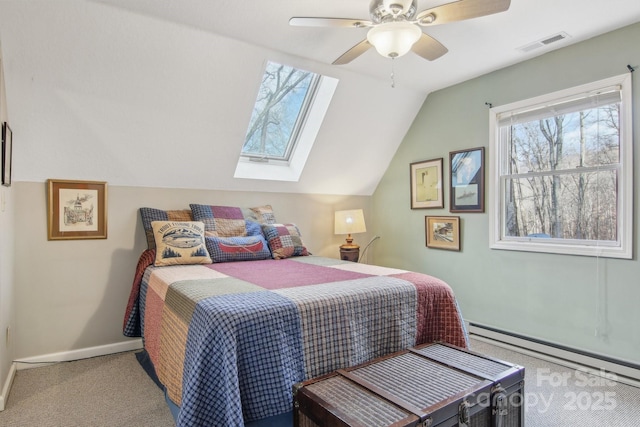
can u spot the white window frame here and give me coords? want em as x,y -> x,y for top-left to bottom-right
234,62 -> 338,182
488,74 -> 633,259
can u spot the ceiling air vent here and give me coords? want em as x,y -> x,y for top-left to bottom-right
518,32 -> 571,53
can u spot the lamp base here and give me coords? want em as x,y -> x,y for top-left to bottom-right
339,245 -> 360,263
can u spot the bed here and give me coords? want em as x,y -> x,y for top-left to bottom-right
122,205 -> 469,427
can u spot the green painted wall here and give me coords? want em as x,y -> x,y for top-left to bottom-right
372,22 -> 640,363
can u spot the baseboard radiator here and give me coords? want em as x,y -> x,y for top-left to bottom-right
468,323 -> 640,387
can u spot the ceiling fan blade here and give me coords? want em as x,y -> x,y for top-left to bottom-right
416,0 -> 510,26
332,40 -> 372,65
411,33 -> 448,61
289,17 -> 373,28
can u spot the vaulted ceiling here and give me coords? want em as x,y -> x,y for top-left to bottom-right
91,0 -> 640,93
1,1 -> 639,195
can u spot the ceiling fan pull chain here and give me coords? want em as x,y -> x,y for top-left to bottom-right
391,57 -> 396,88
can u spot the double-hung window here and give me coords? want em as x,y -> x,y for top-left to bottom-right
489,74 -> 633,258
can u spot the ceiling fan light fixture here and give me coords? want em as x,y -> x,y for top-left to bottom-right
367,21 -> 422,59
383,0 -> 413,16
291,0 -> 511,64
370,0 -> 417,23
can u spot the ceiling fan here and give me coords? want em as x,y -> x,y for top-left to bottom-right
290,0 -> 511,65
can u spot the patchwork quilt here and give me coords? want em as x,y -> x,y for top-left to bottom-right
123,250 -> 468,427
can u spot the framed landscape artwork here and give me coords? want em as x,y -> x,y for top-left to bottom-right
449,147 -> 485,213
47,179 -> 108,240
410,158 -> 444,209
425,215 -> 460,251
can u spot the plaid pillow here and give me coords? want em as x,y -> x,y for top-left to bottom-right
140,207 -> 193,250
242,205 -> 277,225
262,223 -> 309,260
190,204 -> 247,237
205,234 -> 271,263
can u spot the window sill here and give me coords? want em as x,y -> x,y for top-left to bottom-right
490,239 -> 631,259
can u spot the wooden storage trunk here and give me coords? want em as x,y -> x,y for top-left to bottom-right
293,342 -> 524,427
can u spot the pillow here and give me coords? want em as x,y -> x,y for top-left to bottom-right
140,207 -> 193,250
151,221 -> 211,266
245,220 -> 265,237
190,204 -> 247,237
262,223 -> 309,260
242,205 -> 277,225
204,220 -> 270,263
205,235 -> 271,263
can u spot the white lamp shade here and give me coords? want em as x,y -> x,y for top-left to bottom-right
334,209 -> 367,235
367,21 -> 422,58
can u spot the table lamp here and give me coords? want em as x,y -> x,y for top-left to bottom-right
334,209 -> 366,262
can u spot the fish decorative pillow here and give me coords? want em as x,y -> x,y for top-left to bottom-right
151,221 -> 212,266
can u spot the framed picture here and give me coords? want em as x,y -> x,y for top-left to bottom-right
2,122 -> 12,187
425,215 -> 460,251
410,158 -> 444,209
449,147 -> 485,213
47,179 -> 108,240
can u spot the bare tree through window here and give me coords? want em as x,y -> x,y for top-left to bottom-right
490,74 -> 632,258
242,62 -> 320,161
504,103 -> 620,243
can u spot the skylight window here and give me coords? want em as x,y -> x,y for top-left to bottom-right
242,61 -> 320,162
234,61 -> 338,182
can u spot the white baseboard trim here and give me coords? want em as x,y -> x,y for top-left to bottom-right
0,362 -> 17,411
469,323 -> 640,389
14,339 -> 143,371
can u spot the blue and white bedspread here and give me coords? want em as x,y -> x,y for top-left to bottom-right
180,292 -> 304,425
123,251 -> 468,426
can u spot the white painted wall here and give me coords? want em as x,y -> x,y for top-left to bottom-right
0,0 -> 425,197
0,39 -> 16,410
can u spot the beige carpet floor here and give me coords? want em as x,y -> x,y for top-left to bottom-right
470,339 -> 640,427
0,351 -> 175,427
0,338 -> 638,426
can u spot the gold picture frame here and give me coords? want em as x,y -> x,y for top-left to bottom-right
410,158 -> 444,209
425,215 -> 460,251
47,179 -> 108,240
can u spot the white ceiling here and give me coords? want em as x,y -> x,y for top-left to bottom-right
92,0 -> 640,93
0,1 -> 639,196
